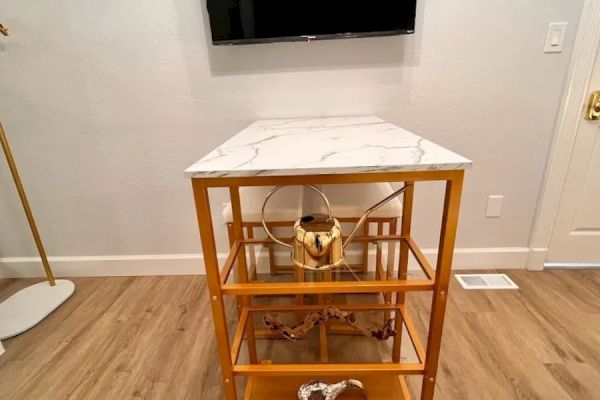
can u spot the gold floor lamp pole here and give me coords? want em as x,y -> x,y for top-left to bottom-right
0,121 -> 56,286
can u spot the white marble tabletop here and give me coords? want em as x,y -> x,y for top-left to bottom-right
185,116 -> 471,178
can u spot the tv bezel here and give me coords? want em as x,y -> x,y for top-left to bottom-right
211,28 -> 415,45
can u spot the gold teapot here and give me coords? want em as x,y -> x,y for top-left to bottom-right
261,184 -> 408,271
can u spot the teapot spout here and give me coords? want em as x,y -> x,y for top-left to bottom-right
343,183 -> 412,248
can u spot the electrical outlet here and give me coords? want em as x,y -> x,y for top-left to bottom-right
486,195 -> 503,218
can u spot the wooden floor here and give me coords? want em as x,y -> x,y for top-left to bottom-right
0,270 -> 599,400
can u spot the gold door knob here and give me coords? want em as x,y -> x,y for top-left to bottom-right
586,91 -> 600,120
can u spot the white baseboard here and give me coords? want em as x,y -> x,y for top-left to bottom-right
0,246 -> 533,279
442,247 -> 530,270
0,254 -> 207,278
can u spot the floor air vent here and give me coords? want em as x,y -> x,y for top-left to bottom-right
455,274 -> 519,290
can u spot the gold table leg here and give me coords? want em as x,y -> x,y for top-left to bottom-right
392,182 -> 414,362
230,187 -> 258,364
420,173 -> 464,400
192,181 -> 237,400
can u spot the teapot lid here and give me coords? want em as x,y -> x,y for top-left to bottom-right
294,214 -> 341,235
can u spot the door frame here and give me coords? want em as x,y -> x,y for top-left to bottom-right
527,0 -> 600,270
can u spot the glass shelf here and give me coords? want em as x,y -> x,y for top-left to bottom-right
220,237 -> 435,296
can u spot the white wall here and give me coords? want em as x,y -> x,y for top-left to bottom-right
0,0 -> 583,276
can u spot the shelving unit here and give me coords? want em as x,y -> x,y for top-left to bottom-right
186,116 -> 470,399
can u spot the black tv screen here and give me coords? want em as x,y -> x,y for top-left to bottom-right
207,0 -> 416,45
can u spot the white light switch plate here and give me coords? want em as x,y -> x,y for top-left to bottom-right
544,22 -> 567,53
486,195 -> 503,217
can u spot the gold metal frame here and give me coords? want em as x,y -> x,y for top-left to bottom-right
1,122 -> 55,286
192,169 -> 464,399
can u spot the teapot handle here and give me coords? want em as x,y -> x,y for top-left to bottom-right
261,185 -> 333,249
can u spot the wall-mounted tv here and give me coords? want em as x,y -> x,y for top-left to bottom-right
206,1 -> 417,45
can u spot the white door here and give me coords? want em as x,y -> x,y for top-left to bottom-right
547,44 -> 600,265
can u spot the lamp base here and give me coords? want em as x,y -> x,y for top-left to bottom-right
0,279 -> 75,340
